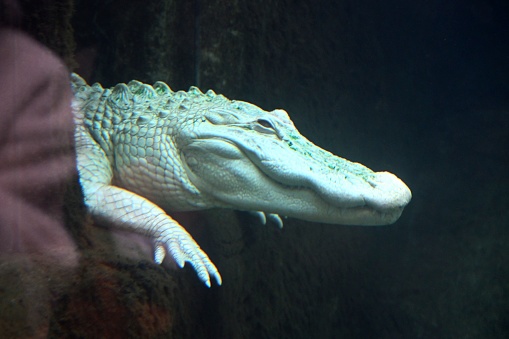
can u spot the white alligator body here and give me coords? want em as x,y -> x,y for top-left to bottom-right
71,73 -> 411,287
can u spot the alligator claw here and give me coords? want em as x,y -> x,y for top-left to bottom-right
154,243 -> 166,264
251,211 -> 284,228
267,213 -> 284,228
252,211 -> 267,224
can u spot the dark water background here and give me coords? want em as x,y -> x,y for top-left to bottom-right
1,0 -> 508,338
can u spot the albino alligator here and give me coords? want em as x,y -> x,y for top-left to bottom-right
71,73 -> 411,287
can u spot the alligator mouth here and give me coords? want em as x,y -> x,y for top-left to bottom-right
245,153 -> 412,225
257,161 -> 412,225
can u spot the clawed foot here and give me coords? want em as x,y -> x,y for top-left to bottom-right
146,211 -> 284,286
153,230 -> 222,287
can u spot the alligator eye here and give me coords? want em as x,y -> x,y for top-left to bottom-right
257,119 -> 274,129
253,118 -> 277,135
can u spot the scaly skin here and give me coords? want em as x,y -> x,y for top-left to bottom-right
71,73 -> 411,287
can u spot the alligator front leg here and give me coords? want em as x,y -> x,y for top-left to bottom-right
74,121 -> 221,287
86,182 -> 222,287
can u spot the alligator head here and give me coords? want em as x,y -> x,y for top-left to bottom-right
178,96 -> 411,226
